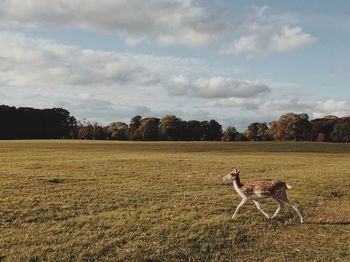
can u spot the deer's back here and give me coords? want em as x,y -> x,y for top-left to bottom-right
241,180 -> 287,197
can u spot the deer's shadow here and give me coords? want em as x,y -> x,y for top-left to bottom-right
304,221 -> 350,225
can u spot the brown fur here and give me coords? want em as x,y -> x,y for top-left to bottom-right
240,179 -> 289,204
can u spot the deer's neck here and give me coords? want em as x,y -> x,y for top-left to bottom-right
233,174 -> 243,190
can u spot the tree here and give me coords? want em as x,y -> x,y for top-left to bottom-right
51,108 -> 77,138
268,113 -> 312,141
0,105 -> 76,139
129,115 -> 142,140
201,120 -> 222,141
222,126 -> 239,141
91,123 -> 107,139
183,120 -> 204,141
159,115 -> 184,140
311,116 -> 339,142
244,122 -> 270,141
138,118 -> 160,141
107,122 -> 129,140
331,117 -> 350,143
73,121 -> 107,140
234,133 -> 248,141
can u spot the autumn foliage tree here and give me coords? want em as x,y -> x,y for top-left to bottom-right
107,122 -> 129,140
222,126 -> 239,141
71,121 -> 106,140
244,122 -> 270,141
268,113 -> 312,141
138,118 -> 160,141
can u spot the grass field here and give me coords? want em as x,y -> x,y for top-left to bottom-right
0,141 -> 350,261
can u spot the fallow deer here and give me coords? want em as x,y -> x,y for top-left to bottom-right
223,169 -> 304,223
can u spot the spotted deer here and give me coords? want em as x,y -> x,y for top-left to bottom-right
223,169 -> 304,223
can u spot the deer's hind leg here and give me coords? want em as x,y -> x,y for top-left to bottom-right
271,198 -> 283,219
275,190 -> 304,223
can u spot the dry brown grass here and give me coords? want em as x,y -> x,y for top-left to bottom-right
0,141 -> 349,261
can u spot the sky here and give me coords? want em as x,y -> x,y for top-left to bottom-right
0,0 -> 349,130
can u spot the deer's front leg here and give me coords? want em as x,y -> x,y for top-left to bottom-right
232,198 -> 247,219
253,200 -> 270,219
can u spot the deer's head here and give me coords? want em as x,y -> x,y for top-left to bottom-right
222,168 -> 240,182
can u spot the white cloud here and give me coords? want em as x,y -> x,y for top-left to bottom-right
169,75 -> 270,98
0,31 -> 158,87
0,31 -> 212,89
269,26 -> 315,52
221,35 -> 258,56
313,99 -> 349,118
222,26 -> 315,56
260,97 -> 313,112
221,6 -> 315,56
0,0 -> 227,47
208,97 -> 312,113
207,96 -> 350,120
206,97 -> 261,110
316,99 -> 347,112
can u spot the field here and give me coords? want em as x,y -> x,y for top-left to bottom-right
0,141 -> 350,261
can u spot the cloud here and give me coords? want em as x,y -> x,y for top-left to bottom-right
207,96 -> 350,119
0,31 -> 158,87
206,97 -> 261,110
169,75 -> 270,98
0,31 -> 218,123
221,35 -> 258,56
207,97 -> 313,113
221,6 -> 315,56
260,97 -> 313,112
0,0 -> 227,47
313,99 -> 349,118
221,26 -> 315,56
268,26 -> 315,52
316,99 -> 347,112
0,31 -> 211,89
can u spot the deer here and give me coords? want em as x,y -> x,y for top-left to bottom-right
223,169 -> 304,223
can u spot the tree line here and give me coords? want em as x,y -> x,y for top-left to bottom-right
0,105 -> 76,139
1,105 -> 349,142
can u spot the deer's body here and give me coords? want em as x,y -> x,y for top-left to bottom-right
223,169 -> 303,223
237,179 -> 289,199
